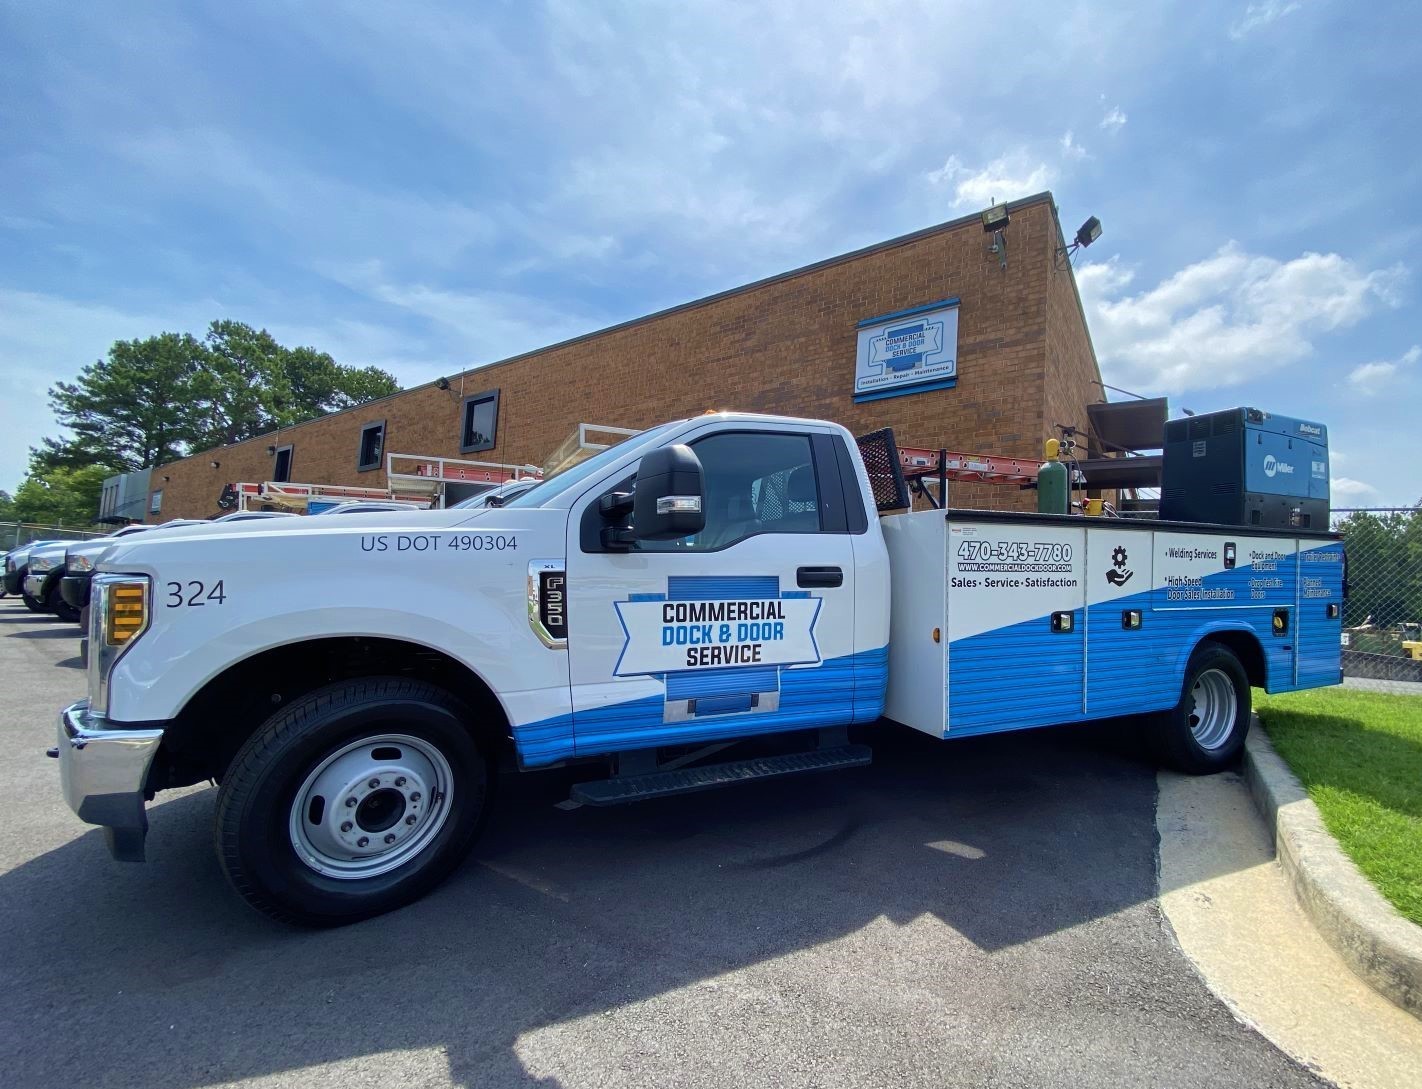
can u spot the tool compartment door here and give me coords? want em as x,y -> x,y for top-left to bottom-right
1296,540 -> 1345,688
945,520 -> 1087,735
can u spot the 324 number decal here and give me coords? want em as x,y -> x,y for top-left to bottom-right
165,580 -> 226,608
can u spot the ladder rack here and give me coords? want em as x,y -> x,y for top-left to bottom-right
896,445 -> 1040,486
854,429 -> 1043,513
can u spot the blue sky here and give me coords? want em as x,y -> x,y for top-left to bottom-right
2,1 -> 1418,507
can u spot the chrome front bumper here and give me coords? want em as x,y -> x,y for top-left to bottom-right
57,700 -> 164,861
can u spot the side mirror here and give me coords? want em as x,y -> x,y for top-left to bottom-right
633,444 -> 705,541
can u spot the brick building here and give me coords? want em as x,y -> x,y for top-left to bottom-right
146,191 -> 1104,521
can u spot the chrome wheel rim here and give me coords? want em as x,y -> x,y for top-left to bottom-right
1188,669 -> 1238,751
288,733 -> 453,880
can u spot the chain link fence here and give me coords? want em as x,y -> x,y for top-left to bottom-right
1334,506 -> 1422,696
0,521 -> 109,552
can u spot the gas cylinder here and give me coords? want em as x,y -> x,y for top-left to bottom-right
1037,438 -> 1069,515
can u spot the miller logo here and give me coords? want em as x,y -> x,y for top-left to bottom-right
1263,454 -> 1295,478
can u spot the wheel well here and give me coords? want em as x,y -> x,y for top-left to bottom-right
1200,630 -> 1266,688
149,637 -> 511,792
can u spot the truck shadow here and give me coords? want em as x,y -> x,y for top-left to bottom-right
1,722 -> 1166,1088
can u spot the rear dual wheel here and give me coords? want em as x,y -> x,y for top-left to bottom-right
215,678 -> 493,927
1149,642 -> 1252,774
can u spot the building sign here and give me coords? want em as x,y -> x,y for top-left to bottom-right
853,297 -> 959,403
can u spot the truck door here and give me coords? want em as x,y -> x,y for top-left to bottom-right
564,426 -> 860,757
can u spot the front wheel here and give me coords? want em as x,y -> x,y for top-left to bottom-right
47,584 -> 80,623
1148,642 -> 1252,774
214,678 -> 493,926
21,590 -> 47,613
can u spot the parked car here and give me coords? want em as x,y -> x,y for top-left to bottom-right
23,541 -> 82,621
311,501 -> 425,515
5,539 -> 68,613
61,524 -> 158,620
449,479 -> 539,509
210,511 -> 300,522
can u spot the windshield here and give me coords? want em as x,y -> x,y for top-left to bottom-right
502,421 -> 681,508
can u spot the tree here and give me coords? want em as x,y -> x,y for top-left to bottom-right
0,489 -> 14,522
37,332 -> 209,473
189,321 -> 400,449
1337,502 -> 1422,629
9,465 -> 112,526
190,321 -> 291,448
33,320 -> 402,476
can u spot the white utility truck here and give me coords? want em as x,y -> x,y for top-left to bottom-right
52,412 -> 1344,925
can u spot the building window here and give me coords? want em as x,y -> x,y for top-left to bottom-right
358,421 -> 385,472
460,389 -> 500,454
273,444 -> 294,483
149,490 -> 163,514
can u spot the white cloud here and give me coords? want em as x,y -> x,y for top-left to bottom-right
1332,476 -> 1379,500
1100,106 -> 1127,132
927,153 -> 1057,210
325,261 -> 601,367
1059,130 -> 1088,161
1229,1 -> 1302,41
1347,344 -> 1420,394
1077,244 -> 1408,393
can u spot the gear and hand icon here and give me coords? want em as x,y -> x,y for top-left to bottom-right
1106,544 -> 1134,586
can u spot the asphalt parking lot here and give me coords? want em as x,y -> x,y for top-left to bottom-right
0,598 -> 1327,1089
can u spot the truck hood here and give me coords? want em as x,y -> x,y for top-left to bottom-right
141,507 -> 504,540
99,505 -> 514,560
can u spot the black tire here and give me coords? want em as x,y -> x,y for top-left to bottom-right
21,590 -> 47,613
214,677 -> 494,927
46,583 -> 80,624
1148,642 -> 1251,774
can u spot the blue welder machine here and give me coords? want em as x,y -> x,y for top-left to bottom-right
1159,407 -> 1329,529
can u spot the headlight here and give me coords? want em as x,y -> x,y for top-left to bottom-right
29,554 -> 57,574
68,550 -> 98,573
89,574 -> 152,715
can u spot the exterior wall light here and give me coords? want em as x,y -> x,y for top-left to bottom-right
982,203 -> 1010,271
1075,216 -> 1102,248
1057,215 -> 1103,267
210,460 -> 221,469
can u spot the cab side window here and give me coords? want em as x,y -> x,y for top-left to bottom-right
638,431 -> 821,552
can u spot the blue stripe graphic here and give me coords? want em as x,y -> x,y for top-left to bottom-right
513,645 -> 889,766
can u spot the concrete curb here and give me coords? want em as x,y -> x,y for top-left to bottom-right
1243,719 -> 1422,1019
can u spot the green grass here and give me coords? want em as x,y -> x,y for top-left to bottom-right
1256,687 -> 1422,927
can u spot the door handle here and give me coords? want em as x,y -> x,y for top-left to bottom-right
797,566 -> 843,588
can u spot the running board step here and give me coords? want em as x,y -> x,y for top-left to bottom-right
570,744 -> 872,806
